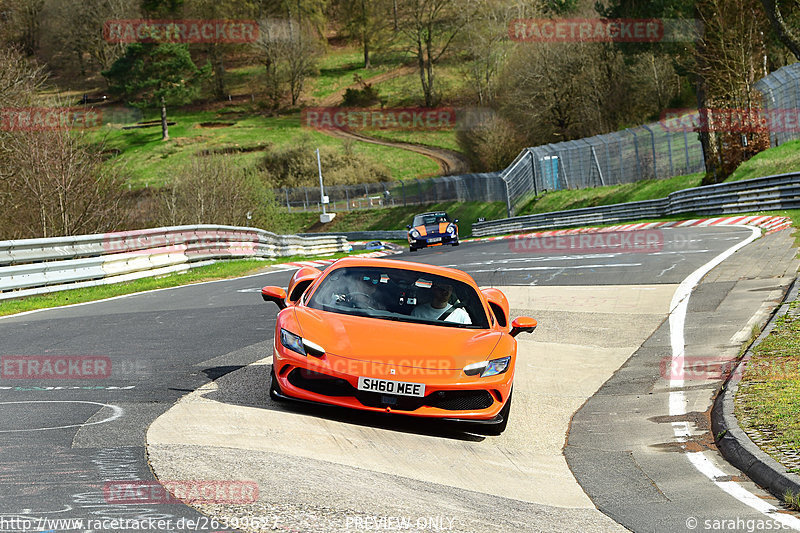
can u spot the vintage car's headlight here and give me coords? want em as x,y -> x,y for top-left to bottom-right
280,329 -> 325,357
410,229 -> 421,239
463,356 -> 511,377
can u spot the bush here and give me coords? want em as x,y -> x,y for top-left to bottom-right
259,136 -> 391,188
157,155 -> 285,232
456,115 -> 522,172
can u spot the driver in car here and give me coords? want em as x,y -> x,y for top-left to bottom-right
411,283 -> 471,324
347,274 -> 390,310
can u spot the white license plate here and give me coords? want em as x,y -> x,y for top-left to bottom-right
428,237 -> 442,243
357,377 -> 426,397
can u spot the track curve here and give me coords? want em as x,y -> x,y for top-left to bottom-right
0,226 -> 797,533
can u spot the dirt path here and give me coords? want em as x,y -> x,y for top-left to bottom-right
325,127 -> 470,176
317,65 -> 415,107
315,66 -> 471,176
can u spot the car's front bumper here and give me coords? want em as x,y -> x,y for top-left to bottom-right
272,349 -> 512,421
408,234 -> 459,249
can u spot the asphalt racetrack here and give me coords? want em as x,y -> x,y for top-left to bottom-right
0,225 -> 798,533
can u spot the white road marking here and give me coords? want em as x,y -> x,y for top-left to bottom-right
469,263 -> 642,273
667,225 -> 800,529
0,401 -> 123,433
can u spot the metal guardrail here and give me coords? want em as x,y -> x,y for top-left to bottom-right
471,172 -> 800,237
298,230 -> 408,241
0,225 -> 349,300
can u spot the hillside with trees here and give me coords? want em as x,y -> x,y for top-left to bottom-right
0,0 -> 798,238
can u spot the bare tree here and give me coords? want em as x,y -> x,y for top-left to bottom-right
2,129 -> 127,238
397,0 -> 470,107
761,0 -> 800,60
254,17 -> 321,107
694,0 -> 771,182
158,155 -> 282,230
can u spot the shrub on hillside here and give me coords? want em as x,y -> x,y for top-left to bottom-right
259,137 -> 391,188
157,155 -> 285,232
456,115 -> 522,172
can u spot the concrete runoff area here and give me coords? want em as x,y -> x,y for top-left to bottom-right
147,284 -> 678,532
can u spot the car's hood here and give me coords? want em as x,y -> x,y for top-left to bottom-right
412,223 -> 451,236
292,307 -> 502,369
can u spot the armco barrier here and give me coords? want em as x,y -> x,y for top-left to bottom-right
0,225 -> 349,300
299,230 -> 408,241
472,172 -> 800,237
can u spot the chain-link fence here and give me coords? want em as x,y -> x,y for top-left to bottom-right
277,62 -> 800,217
501,123 -> 706,215
275,172 -> 505,212
755,62 -> 800,148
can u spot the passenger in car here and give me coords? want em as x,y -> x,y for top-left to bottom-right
411,284 -> 471,324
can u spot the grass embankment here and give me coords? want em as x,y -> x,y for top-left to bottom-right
727,139 -> 800,182
89,47 -> 469,189
0,249 -> 369,317
93,110 -> 440,188
735,299 -> 800,460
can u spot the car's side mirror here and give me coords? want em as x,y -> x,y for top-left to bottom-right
261,286 -> 288,309
406,225 -> 412,229
510,317 -> 537,337
454,219 -> 459,224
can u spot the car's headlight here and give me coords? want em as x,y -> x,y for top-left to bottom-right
447,225 -> 455,234
410,229 -> 421,239
280,329 -> 325,357
463,356 -> 511,377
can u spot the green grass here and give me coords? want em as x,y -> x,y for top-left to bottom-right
311,49 -> 394,102
91,110 -> 439,188
359,129 -> 461,152
370,65 -> 468,108
727,139 -> 800,182
518,173 -> 705,215
735,299 -> 800,453
0,249 -> 376,317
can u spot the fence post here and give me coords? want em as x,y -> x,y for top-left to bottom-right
528,149 -> 538,197
303,188 -> 309,210
401,180 -> 406,205
345,187 -> 350,211
632,130 -> 642,178
284,188 -> 291,212
642,124 -> 657,179
666,130 -> 674,176
504,177 -> 512,218
683,130 -> 690,172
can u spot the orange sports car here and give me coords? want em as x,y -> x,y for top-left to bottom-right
261,257 -> 536,434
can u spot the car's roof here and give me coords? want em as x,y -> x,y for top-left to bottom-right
415,211 -> 448,216
327,256 -> 475,285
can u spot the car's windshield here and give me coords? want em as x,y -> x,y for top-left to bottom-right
307,266 -> 489,329
413,213 -> 450,226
